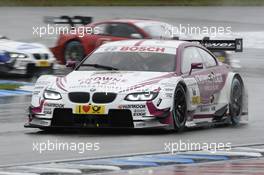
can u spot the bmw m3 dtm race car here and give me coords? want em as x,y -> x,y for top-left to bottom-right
0,36 -> 55,77
25,39 -> 247,131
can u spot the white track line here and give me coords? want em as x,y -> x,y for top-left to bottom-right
35,163 -> 121,171
233,147 -> 264,152
14,166 -> 81,174
181,150 -> 262,157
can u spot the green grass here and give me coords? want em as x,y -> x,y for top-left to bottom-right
0,0 -> 263,6
0,84 -> 21,90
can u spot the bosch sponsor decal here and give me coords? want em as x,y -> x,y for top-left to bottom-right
120,46 -> 165,52
96,46 -> 176,54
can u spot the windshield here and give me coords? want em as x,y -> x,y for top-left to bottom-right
78,48 -> 176,72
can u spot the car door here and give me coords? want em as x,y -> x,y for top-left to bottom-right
181,46 -> 216,105
197,47 -> 229,100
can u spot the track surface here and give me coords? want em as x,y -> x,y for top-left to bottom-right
0,7 -> 264,166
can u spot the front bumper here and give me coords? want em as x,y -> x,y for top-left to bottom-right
0,63 -> 54,77
25,107 -> 172,129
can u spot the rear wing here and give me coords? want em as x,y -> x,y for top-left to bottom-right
44,16 -> 93,27
184,38 -> 243,52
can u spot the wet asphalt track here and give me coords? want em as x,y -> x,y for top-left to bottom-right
0,7 -> 264,166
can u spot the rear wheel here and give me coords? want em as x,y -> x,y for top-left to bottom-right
64,41 -> 85,62
173,85 -> 187,131
229,77 -> 243,126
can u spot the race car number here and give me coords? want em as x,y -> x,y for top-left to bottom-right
74,105 -> 106,115
36,60 -> 50,67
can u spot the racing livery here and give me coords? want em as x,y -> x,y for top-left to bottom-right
0,36 -> 55,76
25,39 -> 248,130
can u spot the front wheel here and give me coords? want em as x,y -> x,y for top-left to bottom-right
229,77 -> 243,126
172,85 -> 187,131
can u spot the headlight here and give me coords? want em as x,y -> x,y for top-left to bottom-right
8,52 -> 28,59
125,92 -> 158,101
43,90 -> 62,100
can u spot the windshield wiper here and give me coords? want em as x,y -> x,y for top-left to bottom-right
81,64 -> 119,70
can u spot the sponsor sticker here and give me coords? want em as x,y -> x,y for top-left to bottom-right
119,104 -> 146,109
44,108 -> 52,115
74,105 -> 106,115
44,103 -> 64,108
96,45 -> 176,54
192,96 -> 201,105
199,105 -> 216,112
119,104 -> 146,116
36,60 -> 50,67
43,103 -> 64,115
163,93 -> 173,99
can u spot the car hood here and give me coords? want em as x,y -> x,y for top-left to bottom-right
56,71 -> 176,93
0,39 -> 51,54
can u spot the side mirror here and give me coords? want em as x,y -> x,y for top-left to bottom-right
189,63 -> 203,75
66,61 -> 77,69
130,33 -> 143,39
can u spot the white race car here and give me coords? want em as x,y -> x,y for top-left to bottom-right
25,39 -> 248,131
0,36 -> 55,77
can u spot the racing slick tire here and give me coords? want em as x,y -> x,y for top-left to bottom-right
172,84 -> 187,132
229,77 -> 243,126
64,41 -> 85,62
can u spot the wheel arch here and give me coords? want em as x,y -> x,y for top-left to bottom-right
177,80 -> 194,111
178,81 -> 187,92
218,72 -> 248,117
63,39 -> 86,63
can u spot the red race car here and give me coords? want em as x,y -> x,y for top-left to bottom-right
48,16 -> 173,64
48,16 -> 243,67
